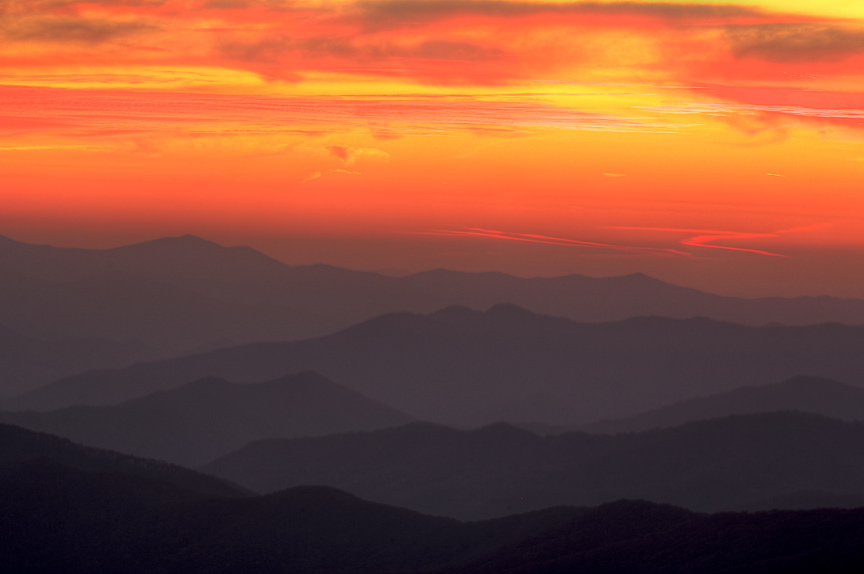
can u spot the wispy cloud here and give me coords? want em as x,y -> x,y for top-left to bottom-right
0,85 -> 686,143
642,101 -> 864,134
327,145 -> 390,166
424,227 -> 690,257
643,102 -> 864,120
300,170 -> 322,183
608,224 -> 831,257
0,143 -> 105,151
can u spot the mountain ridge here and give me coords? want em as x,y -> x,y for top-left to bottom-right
9,305 -> 864,424
0,372 -> 414,466
579,375 -> 864,434
0,422 -> 243,498
202,411 -> 864,520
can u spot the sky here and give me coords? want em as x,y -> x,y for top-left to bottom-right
2,0 -> 864,297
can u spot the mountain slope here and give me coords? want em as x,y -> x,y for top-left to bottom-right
14,306 -> 864,425
0,422 -> 242,498
5,457 -> 864,573
0,372 -> 413,466
581,376 -> 864,434
435,502 -> 864,574
202,413 -> 864,519
0,455 -> 580,574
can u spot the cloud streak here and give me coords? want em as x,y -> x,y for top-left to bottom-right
327,145 -> 390,165
0,85 -> 685,141
642,101 -> 864,132
300,170 -> 322,183
426,227 -> 691,257
608,224 -> 830,257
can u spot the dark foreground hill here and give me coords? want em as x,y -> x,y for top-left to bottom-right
0,372 -> 413,466
0,423 -> 242,498
5,456 -> 864,573
203,412 -> 864,520
579,376 -> 864,434
14,306 -> 864,426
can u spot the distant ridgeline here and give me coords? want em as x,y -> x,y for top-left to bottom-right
0,372 -> 414,467
201,412 -> 864,520
4,423 -> 864,574
7,305 -> 864,429
3,233 -> 864,396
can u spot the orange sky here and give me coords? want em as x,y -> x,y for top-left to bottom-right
2,0 -> 864,297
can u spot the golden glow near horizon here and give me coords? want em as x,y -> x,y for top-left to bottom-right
2,0 -> 864,295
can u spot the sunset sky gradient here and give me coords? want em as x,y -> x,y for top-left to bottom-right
2,0 -> 864,296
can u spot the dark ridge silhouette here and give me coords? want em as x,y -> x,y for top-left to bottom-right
13,306 -> 864,425
0,458 -> 579,574
0,372 -> 414,466
0,323 -> 159,395
0,422 -> 242,498
4,458 -> 864,573
202,412 -> 864,520
433,502 -> 864,574
577,375 -> 864,434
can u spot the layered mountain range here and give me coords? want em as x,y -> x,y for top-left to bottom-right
4,233 -> 864,395
5,423 -> 864,574
5,233 -> 864,572
0,372 -> 413,466
579,376 -> 864,434
202,412 -> 864,519
10,305 -> 864,427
